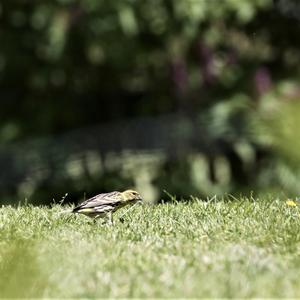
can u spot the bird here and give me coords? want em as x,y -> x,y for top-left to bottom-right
72,189 -> 142,224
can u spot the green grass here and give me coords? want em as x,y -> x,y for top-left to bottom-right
1,197 -> 300,298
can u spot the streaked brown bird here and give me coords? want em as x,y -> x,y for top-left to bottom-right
72,189 -> 142,224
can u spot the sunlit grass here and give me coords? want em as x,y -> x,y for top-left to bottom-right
1,197 -> 300,297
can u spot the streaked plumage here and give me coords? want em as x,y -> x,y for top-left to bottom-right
72,189 -> 142,223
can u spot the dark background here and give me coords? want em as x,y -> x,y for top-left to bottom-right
1,0 -> 300,205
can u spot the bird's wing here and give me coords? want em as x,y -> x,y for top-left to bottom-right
73,191 -> 122,211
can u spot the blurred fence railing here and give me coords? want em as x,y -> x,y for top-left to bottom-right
0,114 -> 218,191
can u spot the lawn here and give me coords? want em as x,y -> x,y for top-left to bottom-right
1,197 -> 300,298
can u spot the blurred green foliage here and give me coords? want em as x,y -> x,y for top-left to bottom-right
0,239 -> 48,297
1,0 -> 300,203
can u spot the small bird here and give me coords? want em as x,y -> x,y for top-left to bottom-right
72,189 -> 142,224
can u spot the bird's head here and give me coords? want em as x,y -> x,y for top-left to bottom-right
121,189 -> 143,203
